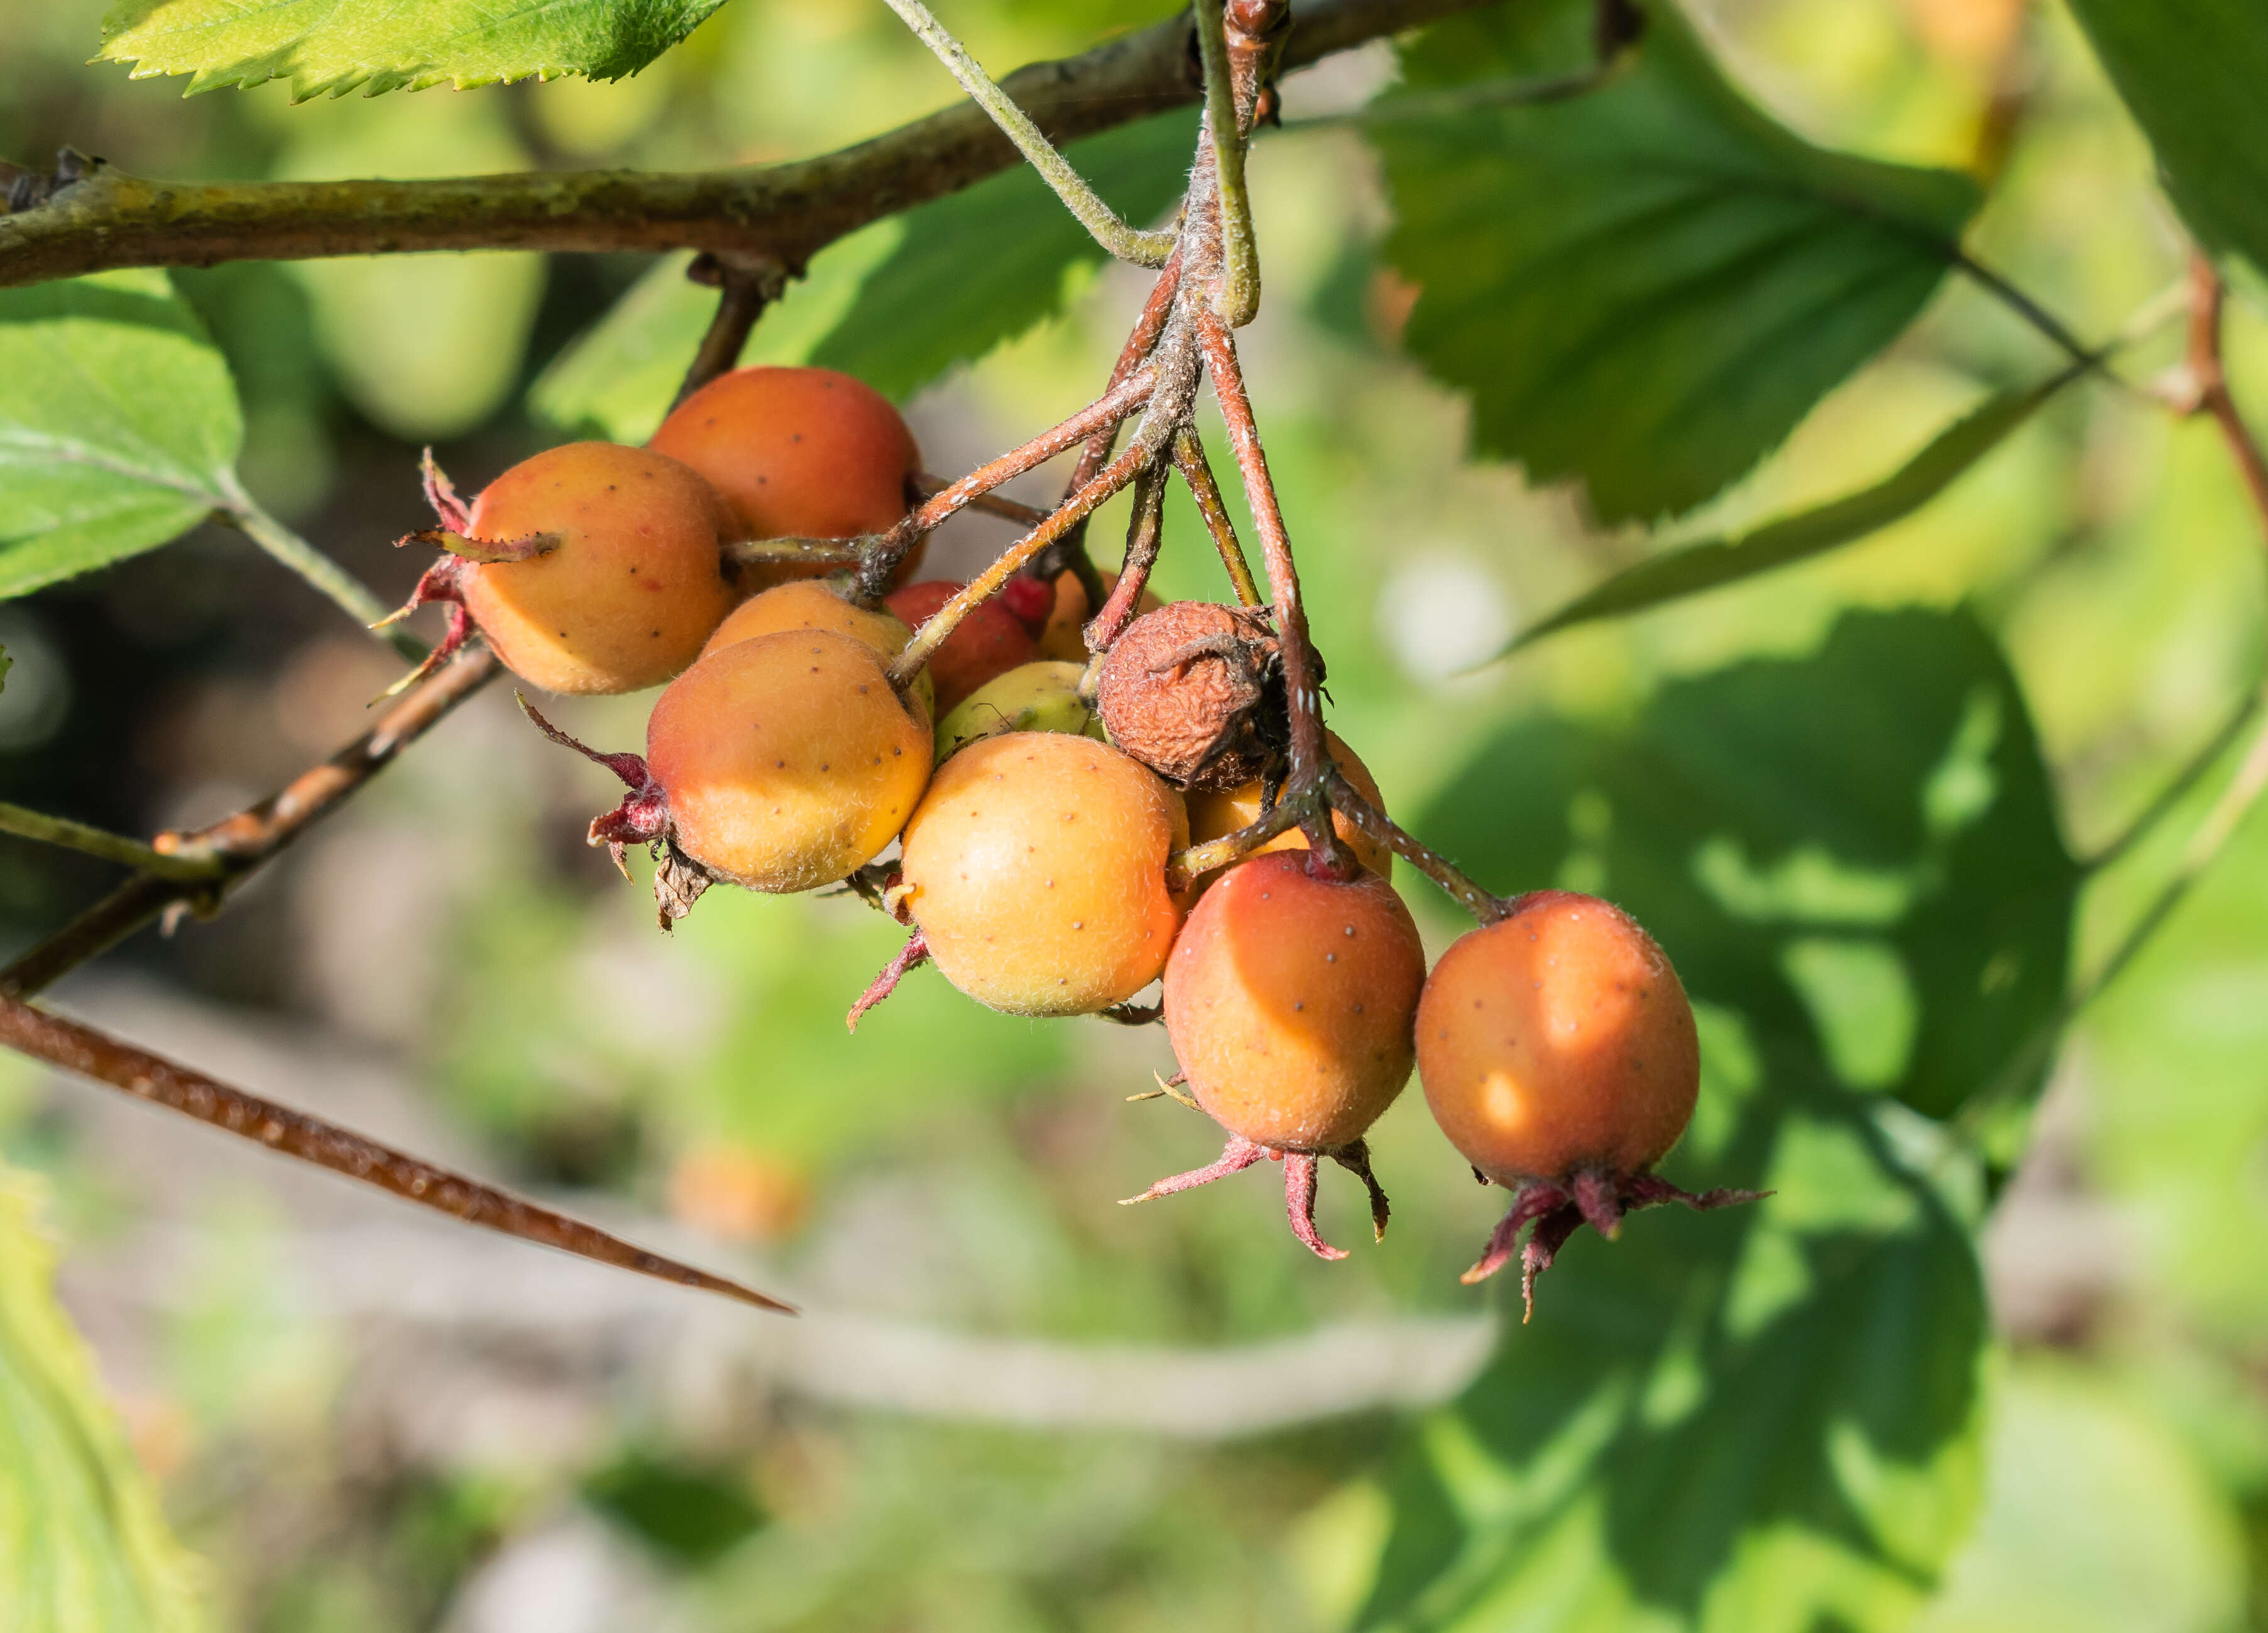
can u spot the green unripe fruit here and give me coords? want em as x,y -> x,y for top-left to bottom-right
933,661 -> 1104,762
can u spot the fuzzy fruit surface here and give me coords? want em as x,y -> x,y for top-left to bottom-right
885,580 -> 1038,714
1186,730 -> 1393,885
647,629 -> 929,893
900,732 -> 1186,1016
1418,891 -> 1700,1184
1165,852 -> 1424,1152
700,580 -> 933,722
459,442 -> 735,695
650,365 -> 922,588
933,661 -> 1102,762
1036,568 -> 1161,662
1097,601 -> 1281,789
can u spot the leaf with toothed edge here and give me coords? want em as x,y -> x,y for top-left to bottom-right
0,268 -> 240,599
97,0 -> 728,100
1354,608 -> 2075,1632
1374,0 -> 1978,524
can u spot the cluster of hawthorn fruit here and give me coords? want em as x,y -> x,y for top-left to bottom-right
382,360 -> 1756,1314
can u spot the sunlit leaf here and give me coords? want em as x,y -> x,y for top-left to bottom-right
1360,609 -> 2076,1631
0,268 -> 240,600
1494,373 -> 2074,656
1376,0 -> 1978,523
532,112 -> 1197,442
98,0 -> 724,99
0,1162 -> 205,1631
2064,0 -> 2268,275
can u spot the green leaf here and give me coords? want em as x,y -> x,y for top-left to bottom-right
1496,371 -> 2075,656
2063,0 -> 2268,275
0,1162 -> 205,1632
99,0 -> 723,99
1359,608 -> 2076,1631
0,269 -> 241,600
1376,0 -> 1980,524
532,111 -> 1197,442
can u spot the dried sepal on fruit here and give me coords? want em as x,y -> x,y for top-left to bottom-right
1416,890 -> 1765,1317
521,628 -> 930,926
380,443 -> 737,697
1095,601 -> 1287,789
1127,850 -> 1425,1258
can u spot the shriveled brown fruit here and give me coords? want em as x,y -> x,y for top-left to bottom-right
1096,601 -> 1283,789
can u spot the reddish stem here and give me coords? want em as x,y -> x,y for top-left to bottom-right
0,991 -> 792,1314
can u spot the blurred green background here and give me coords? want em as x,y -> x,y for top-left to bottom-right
2,0 -> 2265,1628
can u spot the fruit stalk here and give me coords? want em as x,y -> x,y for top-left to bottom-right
1171,426 -> 1262,606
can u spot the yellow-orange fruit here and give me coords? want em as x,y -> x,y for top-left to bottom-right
1036,567 -> 1163,663
697,579 -> 934,723
1185,730 -> 1393,884
459,442 -> 735,695
899,732 -> 1186,1016
647,629 -> 929,892
1164,851 -> 1425,1152
649,365 -> 923,589
1418,891 -> 1699,1184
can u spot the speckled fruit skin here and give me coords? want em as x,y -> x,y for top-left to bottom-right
649,365 -> 924,589
459,442 -> 735,695
647,629 -> 929,893
1164,851 -> 1425,1153
698,580 -> 933,722
885,580 -> 1038,714
1036,568 -> 1162,662
900,732 -> 1187,1016
1185,730 -> 1392,885
1418,891 -> 1699,1184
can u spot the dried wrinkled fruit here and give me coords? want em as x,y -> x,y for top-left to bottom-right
1096,601 -> 1284,789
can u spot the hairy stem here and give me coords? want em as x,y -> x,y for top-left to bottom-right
1196,1 -> 1261,326
1325,771 -> 1509,921
890,443 -> 1154,685
883,0 -> 1178,266
1087,455 -> 1170,651
1055,246 -> 1185,566
222,493 -> 412,656
1171,426 -> 1261,605
0,992 -> 791,1314
858,365 -> 1159,599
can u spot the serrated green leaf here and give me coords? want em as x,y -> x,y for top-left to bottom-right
1360,608 -> 2075,1631
0,268 -> 241,600
1496,371 -> 2074,656
0,1162 -> 205,1632
531,111 -> 1197,442
2064,0 -> 2268,275
1376,0 -> 1978,524
99,0 -> 724,99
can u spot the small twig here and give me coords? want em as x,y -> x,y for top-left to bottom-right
2183,253 -> 2268,525
1951,249 -> 2097,375
889,441 -> 1155,685
857,364 -> 1159,600
912,475 -> 1048,529
0,991 -> 791,1314
0,803 -> 221,883
1325,771 -> 1508,921
1055,245 -> 1185,569
725,537 -> 868,571
1171,425 -> 1261,605
1166,797 -> 1302,892
2081,674 -> 2265,873
1196,0 -> 1261,326
1087,455 -> 1170,652
0,649 -> 499,999
672,255 -> 781,409
882,0 -> 1178,267
219,492 -> 415,658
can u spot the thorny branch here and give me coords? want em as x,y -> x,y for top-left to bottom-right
0,0 -> 1500,289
